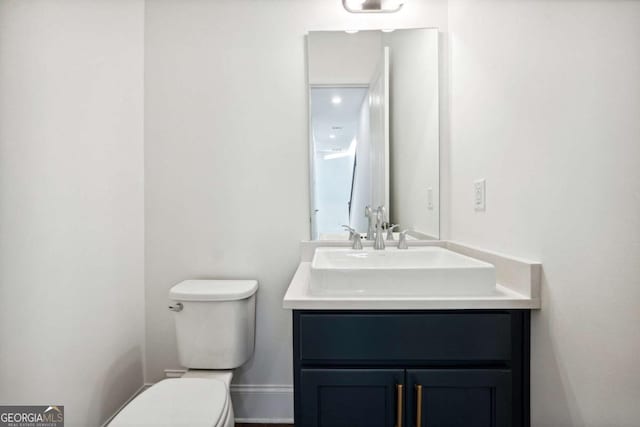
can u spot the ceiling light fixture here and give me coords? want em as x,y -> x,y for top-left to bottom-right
331,96 -> 342,105
342,0 -> 404,14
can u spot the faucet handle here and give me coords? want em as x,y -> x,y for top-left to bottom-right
342,225 -> 357,240
351,233 -> 363,250
397,230 -> 409,249
365,206 -> 375,240
373,206 -> 384,225
386,224 -> 399,240
378,205 -> 387,222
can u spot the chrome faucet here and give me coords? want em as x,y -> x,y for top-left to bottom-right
373,206 -> 386,250
343,225 -> 363,250
364,206 -> 375,240
386,224 -> 398,240
341,224 -> 357,241
397,230 -> 409,249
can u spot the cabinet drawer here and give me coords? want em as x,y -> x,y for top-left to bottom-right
297,312 -> 512,363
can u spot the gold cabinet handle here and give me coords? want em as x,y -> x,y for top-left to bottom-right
396,384 -> 403,427
415,384 -> 423,427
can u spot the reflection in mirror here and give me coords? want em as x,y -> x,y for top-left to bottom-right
307,28 -> 439,241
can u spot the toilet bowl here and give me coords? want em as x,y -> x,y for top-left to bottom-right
109,377 -> 233,427
109,280 -> 258,427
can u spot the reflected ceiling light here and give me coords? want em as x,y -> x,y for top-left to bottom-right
381,28 -> 396,33
344,29 -> 359,34
342,0 -> 404,13
331,96 -> 342,105
329,134 -> 336,139
344,0 -> 367,10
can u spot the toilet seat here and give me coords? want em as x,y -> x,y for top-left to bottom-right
109,378 -> 231,427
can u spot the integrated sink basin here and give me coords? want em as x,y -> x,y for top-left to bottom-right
310,246 -> 496,297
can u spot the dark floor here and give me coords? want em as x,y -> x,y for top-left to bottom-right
236,424 -> 293,427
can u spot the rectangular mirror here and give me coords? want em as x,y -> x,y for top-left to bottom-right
307,28 -> 439,240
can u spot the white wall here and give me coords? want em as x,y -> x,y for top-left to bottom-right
386,29 -> 440,238
448,1 -> 640,425
0,1 -> 145,426
308,31 -> 382,85
144,0 -> 447,420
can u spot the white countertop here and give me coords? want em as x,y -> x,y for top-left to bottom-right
283,240 -> 541,310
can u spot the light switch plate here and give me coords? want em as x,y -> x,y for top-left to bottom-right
427,187 -> 433,210
474,179 -> 486,211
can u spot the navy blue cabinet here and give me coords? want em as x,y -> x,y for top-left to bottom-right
300,369 -> 404,427
406,369 -> 512,427
293,310 -> 530,427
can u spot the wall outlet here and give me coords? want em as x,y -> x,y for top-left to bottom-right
474,179 -> 486,211
427,187 -> 433,210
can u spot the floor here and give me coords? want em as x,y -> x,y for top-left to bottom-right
236,425 -> 293,427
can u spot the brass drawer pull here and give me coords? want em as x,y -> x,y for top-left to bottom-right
396,384 -> 403,427
416,384 -> 423,427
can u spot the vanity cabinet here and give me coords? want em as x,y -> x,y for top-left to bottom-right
293,310 -> 530,427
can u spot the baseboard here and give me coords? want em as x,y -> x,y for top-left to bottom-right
100,384 -> 150,427
409,229 -> 439,240
231,384 -> 294,423
164,369 -> 187,378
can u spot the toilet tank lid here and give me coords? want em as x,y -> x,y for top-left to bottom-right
170,279 -> 258,301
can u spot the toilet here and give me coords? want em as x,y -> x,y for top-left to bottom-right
110,279 -> 258,427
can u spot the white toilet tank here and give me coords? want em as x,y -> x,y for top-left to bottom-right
169,280 -> 258,369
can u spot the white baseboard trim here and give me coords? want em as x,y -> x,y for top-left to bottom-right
100,384 -> 150,427
231,384 -> 294,423
164,369 -> 187,378
409,229 -> 438,240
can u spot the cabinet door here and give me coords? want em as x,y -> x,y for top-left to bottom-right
406,369 -> 511,427
299,368 -> 404,427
